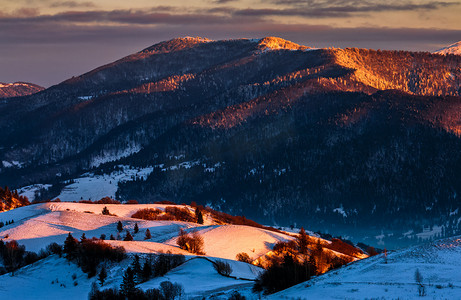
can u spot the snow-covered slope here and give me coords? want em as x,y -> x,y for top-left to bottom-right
435,41 -> 461,55
139,257 -> 260,298
0,202 -> 367,299
270,237 -> 461,299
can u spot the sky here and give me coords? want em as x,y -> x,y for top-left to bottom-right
1,0 -> 460,87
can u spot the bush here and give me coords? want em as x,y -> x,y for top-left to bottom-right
236,252 -> 252,263
46,242 -> 63,257
102,207 -> 110,215
132,207 -> 195,223
96,197 -> 121,204
228,291 -> 246,300
213,260 -> 232,276
144,229 -> 152,240
176,229 -> 205,255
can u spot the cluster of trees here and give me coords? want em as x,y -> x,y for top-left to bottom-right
90,252 -> 187,300
0,219 -> 14,228
0,240 -> 61,275
63,233 -> 126,277
254,228 -> 354,294
89,280 -> 184,300
0,186 -> 29,212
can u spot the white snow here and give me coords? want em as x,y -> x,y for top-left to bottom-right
89,145 -> 142,168
434,41 -> 461,55
270,237 -> 461,299
0,256 -> 94,300
138,257 -> 260,298
53,166 -> 153,201
2,160 -> 23,168
17,184 -> 52,202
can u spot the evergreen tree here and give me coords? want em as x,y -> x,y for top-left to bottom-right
131,254 -> 142,283
63,233 -> 78,258
196,208 -> 204,224
120,267 -> 136,297
144,229 -> 152,240
110,234 -> 115,240
80,233 -> 86,241
134,223 -> 139,234
297,227 -> 309,255
98,266 -> 107,286
142,260 -> 152,282
124,230 -> 133,241
117,221 -> 123,232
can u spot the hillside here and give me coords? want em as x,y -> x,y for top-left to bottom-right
0,82 -> 44,98
271,236 -> 461,299
0,202 -> 365,299
0,37 -> 460,248
435,41 -> 461,56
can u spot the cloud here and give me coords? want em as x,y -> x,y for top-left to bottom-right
0,8 -> 262,26
236,1 -> 458,17
212,0 -> 237,3
49,1 -> 95,8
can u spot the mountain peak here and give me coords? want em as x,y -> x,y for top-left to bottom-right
140,36 -> 214,55
434,41 -> 461,55
256,36 -> 309,52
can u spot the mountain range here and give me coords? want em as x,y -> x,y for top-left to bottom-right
1,37 -> 461,248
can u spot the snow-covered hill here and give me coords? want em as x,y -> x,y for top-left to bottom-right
270,237 -> 461,299
0,202 -> 365,299
435,41 -> 461,55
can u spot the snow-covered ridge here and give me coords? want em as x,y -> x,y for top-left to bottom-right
0,82 -> 36,88
434,41 -> 461,55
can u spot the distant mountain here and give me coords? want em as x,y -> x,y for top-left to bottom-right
0,82 -> 44,98
435,41 -> 461,55
1,37 -> 461,248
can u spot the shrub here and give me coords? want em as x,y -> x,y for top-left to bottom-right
144,229 -> 152,240
228,291 -> 246,300
96,197 -> 121,204
213,260 -> 232,276
236,252 -> 252,263
273,240 -> 297,254
102,207 -> 110,215
131,207 -> 195,223
46,242 -> 63,257
125,200 -> 139,204
131,208 -> 163,220
176,229 -> 205,255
